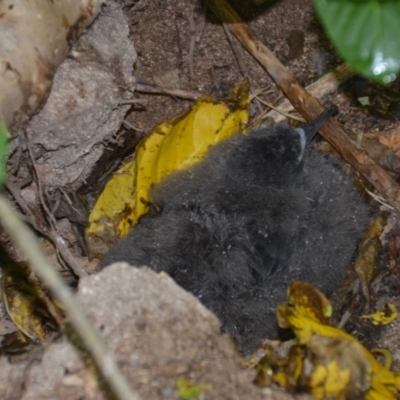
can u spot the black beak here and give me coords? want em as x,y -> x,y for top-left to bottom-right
301,105 -> 338,144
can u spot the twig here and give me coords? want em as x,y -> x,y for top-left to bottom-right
23,132 -> 88,277
249,64 -> 354,128
210,0 -> 400,212
0,194 -> 141,400
118,98 -> 147,106
363,187 -> 394,210
337,309 -> 352,330
5,180 -> 88,277
264,63 -> 355,123
188,0 -> 208,80
59,188 -> 84,217
188,8 -> 197,80
196,0 -> 208,43
122,120 -> 145,133
254,97 -> 305,122
135,83 -> 201,100
223,22 -> 247,77
249,86 -> 275,114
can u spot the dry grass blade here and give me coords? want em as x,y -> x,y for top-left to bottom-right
0,195 -> 141,400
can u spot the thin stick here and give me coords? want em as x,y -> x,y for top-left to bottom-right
135,83 -> 201,100
118,98 -> 147,106
24,135 -> 84,275
0,194 -> 141,400
254,96 -> 305,122
265,63 -> 355,123
5,181 -> 87,278
123,120 -> 145,133
223,22 -> 247,77
188,8 -> 197,80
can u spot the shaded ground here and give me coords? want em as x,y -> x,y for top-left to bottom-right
1,264 -> 305,400
0,0 -> 400,398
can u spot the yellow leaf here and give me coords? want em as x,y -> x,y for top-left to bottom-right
1,261 -> 60,341
361,303 -> 398,326
86,79 -> 250,258
371,348 -> 392,369
133,80 -> 249,225
311,361 -> 350,400
85,159 -> 136,258
354,214 -> 386,306
273,282 -> 400,399
287,345 -> 303,386
254,347 -> 288,387
287,281 -> 333,321
310,364 -> 328,399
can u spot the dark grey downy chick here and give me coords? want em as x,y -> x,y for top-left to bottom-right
102,106 -> 370,354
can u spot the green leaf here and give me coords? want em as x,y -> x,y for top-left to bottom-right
314,0 -> 400,84
176,379 -> 202,399
0,119 -> 8,186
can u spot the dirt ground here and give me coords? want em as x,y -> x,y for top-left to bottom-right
1,0 -> 400,398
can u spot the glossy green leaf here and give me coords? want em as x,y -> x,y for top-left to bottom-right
314,0 -> 400,84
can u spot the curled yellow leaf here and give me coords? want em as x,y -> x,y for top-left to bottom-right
86,79 -> 250,258
1,261 -> 60,341
132,80 -> 250,226
310,361 -> 351,400
261,282 -> 400,400
361,303 -> 398,326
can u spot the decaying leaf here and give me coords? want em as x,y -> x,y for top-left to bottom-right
301,336 -> 370,399
277,281 -> 332,330
0,330 -> 31,356
86,79 -> 250,258
361,303 -> 398,326
354,214 -> 386,308
254,347 -> 288,387
256,282 -> 400,400
1,260 -> 62,341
